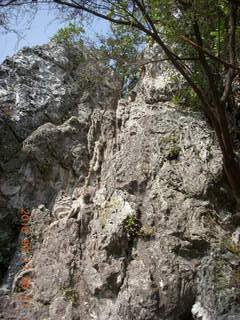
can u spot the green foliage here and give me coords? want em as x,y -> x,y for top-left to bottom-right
0,104 -> 12,119
62,287 -> 79,305
163,134 -> 181,160
51,22 -> 85,47
162,134 -> 178,144
123,215 -> 141,237
52,20 -> 145,95
123,216 -> 155,238
221,236 -> 240,256
97,24 -> 146,94
167,144 -> 181,160
172,94 -> 184,106
52,0 -> 234,101
37,160 -> 52,175
51,22 -> 86,67
210,20 -> 225,57
141,0 -> 235,106
172,88 -> 201,111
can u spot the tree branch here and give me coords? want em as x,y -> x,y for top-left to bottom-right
221,0 -> 238,102
180,34 -> 240,72
132,0 -> 209,109
53,0 -> 139,28
131,57 -> 200,67
0,0 -> 18,6
193,19 -> 235,161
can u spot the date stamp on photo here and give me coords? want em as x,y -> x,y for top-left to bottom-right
14,208 -> 34,317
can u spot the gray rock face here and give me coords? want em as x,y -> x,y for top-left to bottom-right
0,42 -> 80,281
0,43 -> 239,320
0,43 -> 77,142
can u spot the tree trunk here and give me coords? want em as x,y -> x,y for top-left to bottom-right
210,99 -> 240,207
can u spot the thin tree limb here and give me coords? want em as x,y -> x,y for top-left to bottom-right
193,19 -> 234,159
53,0 -> 139,27
221,0 -> 238,102
180,34 -> 240,72
131,57 -> 200,67
133,0 -> 209,109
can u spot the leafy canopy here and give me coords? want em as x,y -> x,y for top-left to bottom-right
52,21 -> 145,94
51,22 -> 85,46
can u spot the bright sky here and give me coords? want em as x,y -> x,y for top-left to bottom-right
0,7 -> 109,63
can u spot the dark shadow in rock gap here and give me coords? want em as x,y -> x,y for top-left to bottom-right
201,171 -> 237,228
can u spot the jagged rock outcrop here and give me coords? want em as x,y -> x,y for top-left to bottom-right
0,41 -> 120,281
0,42 -> 240,320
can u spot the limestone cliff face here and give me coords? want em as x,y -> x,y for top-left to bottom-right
0,42 -> 240,320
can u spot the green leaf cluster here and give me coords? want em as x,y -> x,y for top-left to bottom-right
52,1 -> 240,109
96,24 -> 145,93
52,21 -> 145,94
51,22 -> 85,47
123,215 -> 141,237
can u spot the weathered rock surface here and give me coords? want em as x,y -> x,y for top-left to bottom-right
0,42 -> 240,320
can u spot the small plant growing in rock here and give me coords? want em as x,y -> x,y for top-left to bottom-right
37,160 -> 52,175
123,216 -> 155,239
172,95 -> 184,106
1,104 -> 13,119
221,236 -> 240,256
167,145 -> 181,160
62,287 -> 79,305
162,134 -> 181,160
162,134 -> 178,144
184,192 -> 193,199
123,215 -> 141,238
226,242 -> 240,256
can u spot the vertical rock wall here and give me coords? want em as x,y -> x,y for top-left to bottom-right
0,43 -> 240,320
